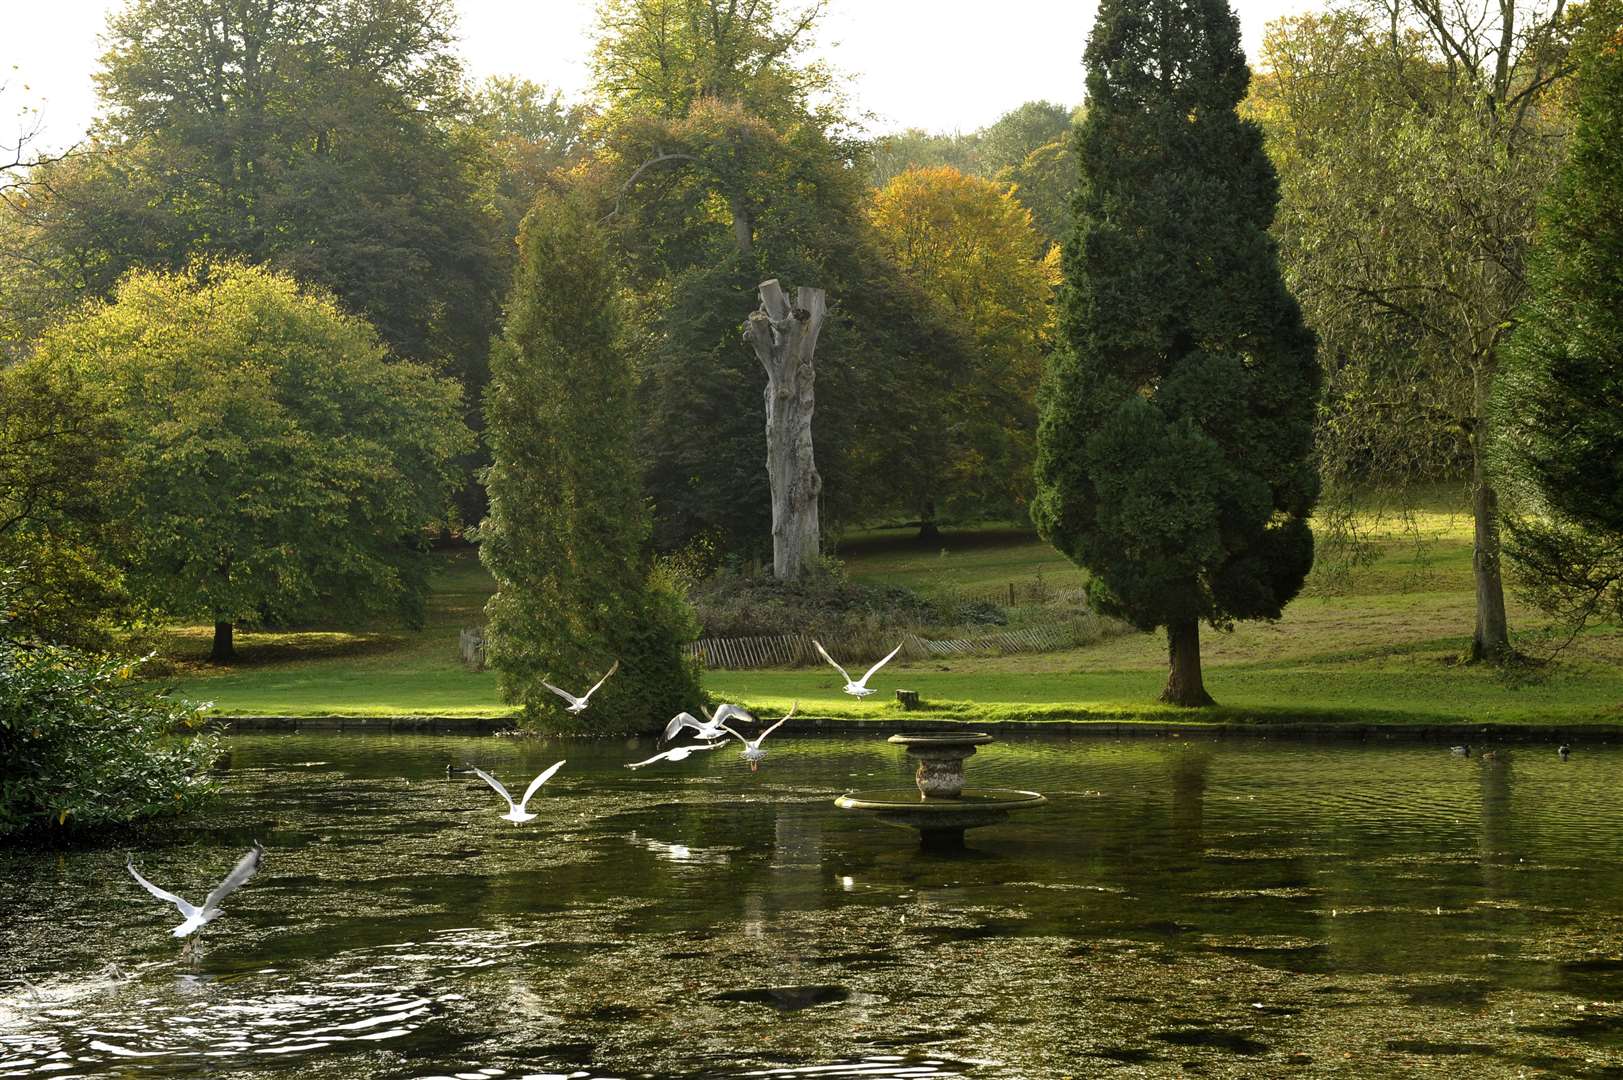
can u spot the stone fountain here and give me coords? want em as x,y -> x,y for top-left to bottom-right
835,732 -> 1045,851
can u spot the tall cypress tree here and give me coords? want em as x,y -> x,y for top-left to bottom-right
1033,0 -> 1321,706
480,189 -> 702,734
1494,9 -> 1623,629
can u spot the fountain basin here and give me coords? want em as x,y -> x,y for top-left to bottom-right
836,788 -> 1047,851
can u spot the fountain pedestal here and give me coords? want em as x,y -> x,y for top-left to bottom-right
835,732 -> 1045,850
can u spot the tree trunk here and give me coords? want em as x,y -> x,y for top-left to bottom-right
1160,617 -> 1215,707
1469,435 -> 1512,662
730,194 -> 753,257
917,499 -> 941,542
743,279 -> 826,580
211,620 -> 237,664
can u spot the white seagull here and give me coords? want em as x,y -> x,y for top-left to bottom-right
469,761 -> 566,823
663,704 -> 753,743
541,660 -> 619,714
720,702 -> 797,772
813,640 -> 903,698
126,843 -> 265,938
625,741 -> 728,769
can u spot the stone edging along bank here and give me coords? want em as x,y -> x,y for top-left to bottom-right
208,714 -> 1623,742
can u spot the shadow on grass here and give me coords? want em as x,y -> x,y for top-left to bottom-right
150,628 -> 408,673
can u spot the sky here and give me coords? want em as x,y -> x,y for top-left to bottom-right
5,0 -> 1325,153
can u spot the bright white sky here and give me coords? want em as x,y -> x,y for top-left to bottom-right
5,0 -> 1325,153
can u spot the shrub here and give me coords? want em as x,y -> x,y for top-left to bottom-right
0,587 -> 218,840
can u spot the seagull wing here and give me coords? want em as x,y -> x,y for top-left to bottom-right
712,703 -> 757,727
200,843 -> 264,914
664,711 -> 701,741
540,680 -> 583,708
468,765 -> 517,810
756,701 -> 797,743
126,859 -> 197,918
627,749 -> 678,769
518,760 -> 566,809
857,642 -> 904,687
717,722 -> 751,747
580,659 -> 620,703
813,640 -> 853,683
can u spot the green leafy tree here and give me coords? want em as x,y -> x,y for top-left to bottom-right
0,362 -> 132,649
871,128 -> 981,185
480,190 -> 702,734
27,263 -> 471,663
1493,6 -> 1623,636
869,165 -> 1060,530
1250,1 -> 1580,660
0,0 -> 503,391
975,100 -> 1073,175
470,76 -> 594,244
1034,0 -> 1322,707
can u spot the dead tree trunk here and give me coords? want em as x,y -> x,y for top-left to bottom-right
743,279 -> 826,581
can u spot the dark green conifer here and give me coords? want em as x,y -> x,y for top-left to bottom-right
480,189 -> 702,733
1033,0 -> 1321,706
1494,11 -> 1623,630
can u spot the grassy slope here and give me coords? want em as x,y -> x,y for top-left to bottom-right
162,506 -> 1623,726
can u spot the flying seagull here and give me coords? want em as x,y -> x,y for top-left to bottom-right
813,640 -> 903,698
126,843 -> 265,938
720,702 -> 797,772
626,741 -> 727,770
469,761 -> 566,823
541,660 -> 619,714
663,704 -> 753,743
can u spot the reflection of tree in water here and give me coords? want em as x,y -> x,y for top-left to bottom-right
1167,747 -> 1213,853
1477,754 -> 1517,896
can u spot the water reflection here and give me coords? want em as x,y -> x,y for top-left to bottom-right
1,732 -> 1621,1077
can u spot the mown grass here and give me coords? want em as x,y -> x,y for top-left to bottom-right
159,502 -> 1623,728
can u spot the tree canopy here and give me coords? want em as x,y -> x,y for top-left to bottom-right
869,165 -> 1059,528
1,0 -> 505,391
26,263 -> 471,662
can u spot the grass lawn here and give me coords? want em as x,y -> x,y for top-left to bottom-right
159,503 -> 1623,728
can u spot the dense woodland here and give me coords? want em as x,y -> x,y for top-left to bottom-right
1,0 -> 1620,817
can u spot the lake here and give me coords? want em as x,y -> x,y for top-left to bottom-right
2,731 -> 1620,1077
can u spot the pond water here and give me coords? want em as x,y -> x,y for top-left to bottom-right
2,732 -> 1622,1078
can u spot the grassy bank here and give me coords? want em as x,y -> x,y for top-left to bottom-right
157,504 -> 1623,728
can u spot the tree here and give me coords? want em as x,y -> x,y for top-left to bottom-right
26,263 -> 471,663
1493,4 -> 1623,636
1250,0 -> 1581,660
0,361 -> 132,649
869,165 -> 1061,530
975,100 -> 1073,175
470,76 -> 594,244
871,127 -> 980,186
480,190 -> 702,734
0,0 -> 504,392
1033,0 -> 1322,707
